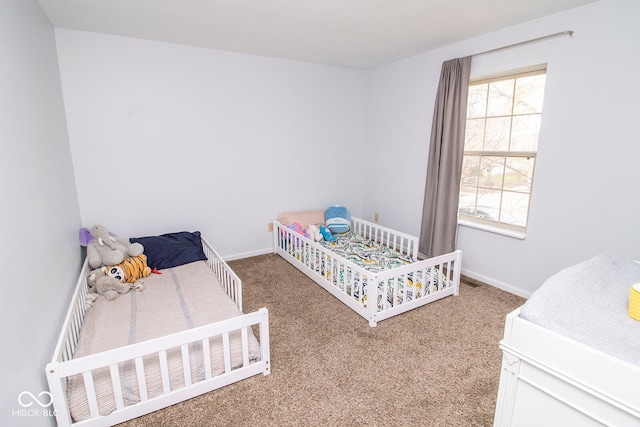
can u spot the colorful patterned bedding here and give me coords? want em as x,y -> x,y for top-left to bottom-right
287,231 -> 449,310
321,232 -> 414,271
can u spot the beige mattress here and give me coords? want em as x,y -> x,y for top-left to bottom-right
67,260 -> 261,422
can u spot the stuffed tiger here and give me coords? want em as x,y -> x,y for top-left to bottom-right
104,254 -> 151,283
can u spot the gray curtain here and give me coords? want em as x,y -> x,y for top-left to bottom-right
419,56 -> 471,258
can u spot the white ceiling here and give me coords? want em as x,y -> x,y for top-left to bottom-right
38,0 -> 597,69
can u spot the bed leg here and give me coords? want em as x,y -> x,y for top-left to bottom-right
46,363 -> 72,427
453,250 -> 462,296
493,351 -> 521,427
259,308 -> 271,375
272,222 -> 278,254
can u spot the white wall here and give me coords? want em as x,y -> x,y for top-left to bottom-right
365,0 -> 640,297
0,1 -> 81,425
55,29 -> 366,259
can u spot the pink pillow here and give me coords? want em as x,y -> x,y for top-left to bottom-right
277,210 -> 325,227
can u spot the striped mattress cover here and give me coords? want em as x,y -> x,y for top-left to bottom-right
67,260 -> 261,422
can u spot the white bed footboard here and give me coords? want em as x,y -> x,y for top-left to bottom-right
47,239 -> 270,426
273,218 -> 461,327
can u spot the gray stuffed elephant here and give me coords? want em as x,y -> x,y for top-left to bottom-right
87,268 -> 131,301
86,224 -> 144,269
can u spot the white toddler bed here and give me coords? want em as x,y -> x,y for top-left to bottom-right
274,211 -> 462,327
47,233 -> 271,426
494,253 -> 640,427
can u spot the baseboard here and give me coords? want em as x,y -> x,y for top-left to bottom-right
460,268 -> 531,299
224,247 -> 273,262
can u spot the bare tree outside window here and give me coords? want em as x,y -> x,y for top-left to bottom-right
459,67 -> 546,232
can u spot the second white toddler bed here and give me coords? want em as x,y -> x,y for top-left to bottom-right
47,232 -> 271,426
274,211 -> 462,326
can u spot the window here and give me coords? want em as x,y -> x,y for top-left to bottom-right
458,66 -> 546,234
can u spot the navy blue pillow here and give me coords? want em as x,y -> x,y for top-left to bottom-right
130,231 -> 207,270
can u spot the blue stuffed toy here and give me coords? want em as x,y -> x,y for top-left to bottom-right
325,206 -> 351,234
319,225 -> 336,242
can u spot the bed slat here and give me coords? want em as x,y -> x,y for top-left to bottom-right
109,364 -> 125,410
135,357 -> 149,401
241,327 -> 250,367
202,338 -> 212,379
71,310 -> 81,352
83,371 -> 99,419
64,339 -> 73,365
180,345 -> 192,387
159,350 -> 171,394
222,332 -> 231,373
348,267 -> 355,298
430,266 -> 436,294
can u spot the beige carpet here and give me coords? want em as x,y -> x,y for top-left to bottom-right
121,253 -> 525,427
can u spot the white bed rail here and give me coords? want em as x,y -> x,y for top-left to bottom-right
351,217 -> 419,259
51,258 -> 93,366
201,236 -> 242,311
273,219 -> 461,326
46,238 -> 270,426
370,250 -> 461,324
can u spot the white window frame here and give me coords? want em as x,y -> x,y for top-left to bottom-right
458,65 -> 547,239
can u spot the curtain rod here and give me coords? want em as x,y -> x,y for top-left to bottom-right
473,30 -> 574,57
